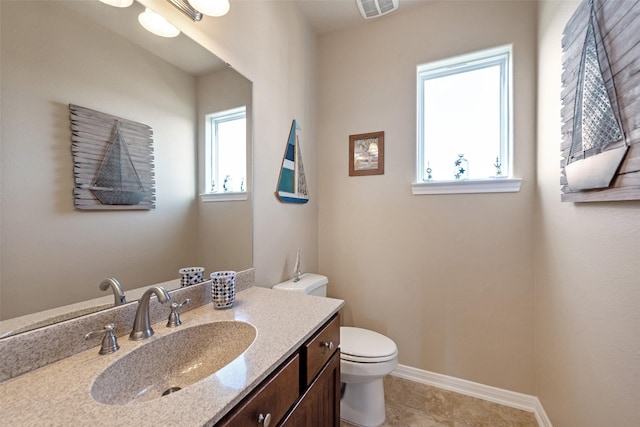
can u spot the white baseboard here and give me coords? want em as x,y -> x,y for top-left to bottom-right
391,364 -> 552,427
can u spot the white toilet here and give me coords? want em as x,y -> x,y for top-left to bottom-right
273,273 -> 398,427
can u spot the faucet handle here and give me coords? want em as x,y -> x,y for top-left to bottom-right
167,299 -> 190,328
85,323 -> 119,355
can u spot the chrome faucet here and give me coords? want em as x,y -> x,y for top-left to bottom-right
99,278 -> 127,306
129,286 -> 171,341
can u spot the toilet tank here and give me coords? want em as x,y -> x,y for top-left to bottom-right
273,273 -> 328,297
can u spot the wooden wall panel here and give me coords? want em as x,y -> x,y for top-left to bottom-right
70,104 -> 156,210
560,0 -> 640,202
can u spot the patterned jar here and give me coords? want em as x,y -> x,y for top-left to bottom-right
179,267 -> 205,287
210,270 -> 236,309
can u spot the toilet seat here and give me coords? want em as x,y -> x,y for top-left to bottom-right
340,327 -> 398,363
341,351 -> 398,364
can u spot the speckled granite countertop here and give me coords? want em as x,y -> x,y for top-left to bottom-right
0,287 -> 344,426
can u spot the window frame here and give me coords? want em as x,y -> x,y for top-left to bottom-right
413,44 -> 521,195
201,106 -> 248,202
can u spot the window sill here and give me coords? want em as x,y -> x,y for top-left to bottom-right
412,178 -> 522,195
200,192 -> 248,202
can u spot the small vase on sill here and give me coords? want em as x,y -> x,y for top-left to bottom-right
454,154 -> 469,180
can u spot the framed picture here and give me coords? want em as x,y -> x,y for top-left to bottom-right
349,131 -> 384,176
559,0 -> 640,202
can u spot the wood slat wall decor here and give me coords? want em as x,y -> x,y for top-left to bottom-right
560,0 -> 640,202
70,104 -> 156,210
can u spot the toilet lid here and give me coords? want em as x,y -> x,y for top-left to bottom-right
340,327 -> 397,362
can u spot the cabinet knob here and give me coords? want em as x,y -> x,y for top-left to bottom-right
257,413 -> 271,426
322,341 -> 334,350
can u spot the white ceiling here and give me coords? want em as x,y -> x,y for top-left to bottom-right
295,0 -> 430,35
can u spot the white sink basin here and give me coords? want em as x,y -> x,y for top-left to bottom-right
91,321 -> 256,405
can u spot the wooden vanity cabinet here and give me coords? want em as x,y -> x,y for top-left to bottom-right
216,314 -> 340,427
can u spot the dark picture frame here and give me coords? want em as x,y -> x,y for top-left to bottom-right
349,131 -> 384,176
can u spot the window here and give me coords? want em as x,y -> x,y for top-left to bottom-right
203,107 -> 246,200
414,45 -> 520,194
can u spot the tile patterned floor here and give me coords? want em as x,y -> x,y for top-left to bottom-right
340,376 -> 538,427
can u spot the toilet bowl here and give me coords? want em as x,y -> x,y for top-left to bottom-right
273,273 -> 398,427
340,326 -> 398,427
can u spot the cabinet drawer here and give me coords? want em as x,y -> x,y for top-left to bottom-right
217,354 -> 300,427
304,314 -> 340,387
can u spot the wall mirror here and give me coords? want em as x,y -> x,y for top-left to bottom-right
0,0 -> 253,338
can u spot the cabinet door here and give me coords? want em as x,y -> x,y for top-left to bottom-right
281,350 -> 340,427
217,354 -> 300,427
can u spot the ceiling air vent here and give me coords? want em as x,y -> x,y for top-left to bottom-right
356,0 -> 399,19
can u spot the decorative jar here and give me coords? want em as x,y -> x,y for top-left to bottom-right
454,154 -> 469,180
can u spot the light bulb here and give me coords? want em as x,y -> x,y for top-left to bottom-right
188,0 -> 230,17
138,8 -> 180,38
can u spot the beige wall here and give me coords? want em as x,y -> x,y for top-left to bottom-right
0,1 -> 199,318
196,68 -> 253,271
317,1 -> 537,394
139,0 -> 319,285
536,1 -> 640,425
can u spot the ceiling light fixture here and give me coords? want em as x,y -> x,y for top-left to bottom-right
138,8 -> 181,38
188,0 -> 230,17
99,0 -> 134,7
166,0 -> 230,21
167,0 -> 203,21
356,0 -> 399,19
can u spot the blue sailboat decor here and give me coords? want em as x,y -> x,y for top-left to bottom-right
277,120 -> 309,204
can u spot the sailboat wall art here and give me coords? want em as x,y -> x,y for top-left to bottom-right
276,119 -> 309,204
70,104 -> 155,210
560,0 -> 640,202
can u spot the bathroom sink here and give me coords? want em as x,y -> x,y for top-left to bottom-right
91,321 -> 256,405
